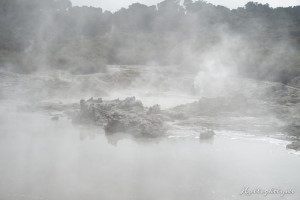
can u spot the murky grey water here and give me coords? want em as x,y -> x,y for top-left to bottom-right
0,101 -> 299,200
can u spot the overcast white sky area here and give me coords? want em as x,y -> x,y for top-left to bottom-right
70,0 -> 300,12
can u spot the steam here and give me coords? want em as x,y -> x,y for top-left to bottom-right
0,0 -> 299,103
0,1 -> 300,200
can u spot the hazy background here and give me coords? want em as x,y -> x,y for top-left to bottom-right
1,0 -> 300,85
71,0 -> 300,12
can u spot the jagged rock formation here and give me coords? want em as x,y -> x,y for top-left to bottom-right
74,97 -> 166,137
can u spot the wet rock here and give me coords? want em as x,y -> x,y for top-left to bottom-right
104,114 -> 165,137
117,97 -> 144,112
74,97 -> 166,137
200,129 -> 215,139
286,141 -> 300,151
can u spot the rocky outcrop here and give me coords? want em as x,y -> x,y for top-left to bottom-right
286,141 -> 300,151
74,97 -> 166,137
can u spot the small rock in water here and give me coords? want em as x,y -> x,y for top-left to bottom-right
200,129 -> 215,139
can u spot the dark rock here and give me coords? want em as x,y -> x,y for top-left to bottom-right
200,129 -> 215,139
104,114 -> 166,137
286,141 -> 300,151
117,97 -> 144,112
74,97 -> 166,137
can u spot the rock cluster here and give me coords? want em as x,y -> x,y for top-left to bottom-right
74,97 -> 166,137
286,141 -> 300,151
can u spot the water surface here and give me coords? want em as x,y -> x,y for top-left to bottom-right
0,102 -> 299,200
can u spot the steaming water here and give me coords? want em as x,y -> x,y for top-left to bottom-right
0,67 -> 300,200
